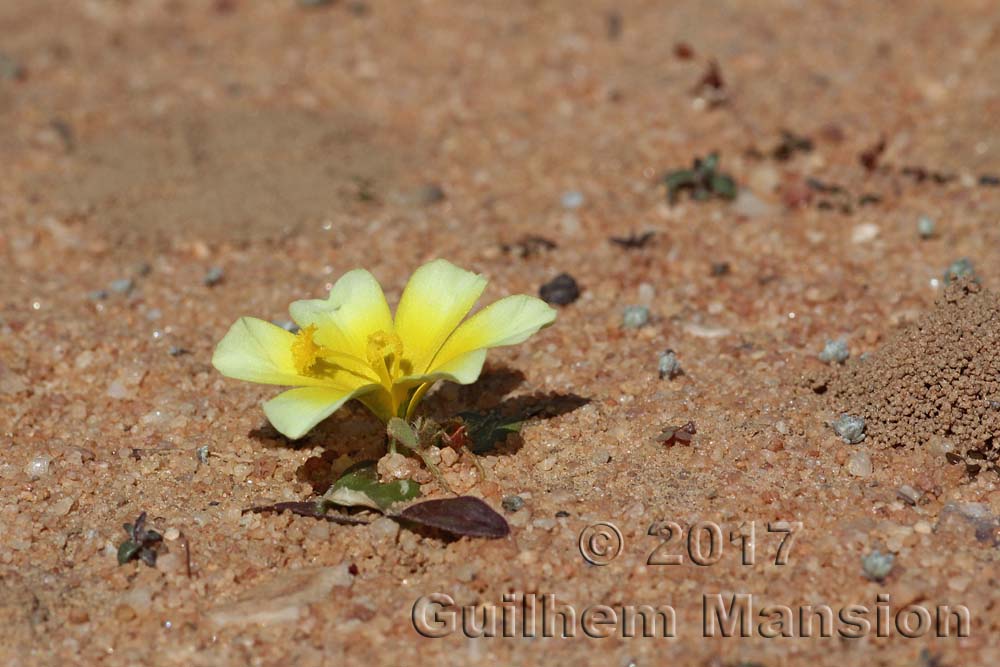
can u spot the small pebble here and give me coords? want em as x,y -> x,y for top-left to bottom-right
25,455 -> 52,480
846,451 -> 873,477
87,290 -> 108,301
413,183 -> 446,205
168,346 -> 189,357
851,223 -> 880,243
861,550 -> 894,581
621,305 -> 649,329
897,484 -> 922,505
163,527 -> 180,541
560,191 -> 584,209
917,215 -> 935,239
196,446 -> 210,464
819,338 -> 850,364
591,449 -> 611,465
501,495 -> 525,512
203,267 -> 224,287
539,273 -> 580,306
943,257 -> 976,283
832,414 -> 865,444
658,349 -> 681,379
109,278 -> 134,294
731,189 -> 774,218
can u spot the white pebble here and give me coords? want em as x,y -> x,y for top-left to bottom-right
846,451 -> 873,477
851,223 -> 880,243
25,455 -> 52,480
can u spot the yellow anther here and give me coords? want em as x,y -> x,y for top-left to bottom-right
366,330 -> 404,381
291,324 -> 323,375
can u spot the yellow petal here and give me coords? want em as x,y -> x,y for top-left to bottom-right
394,259 -> 487,375
263,384 -> 379,439
212,317 -> 329,387
408,295 -> 557,384
401,295 -> 556,384
288,269 -> 393,374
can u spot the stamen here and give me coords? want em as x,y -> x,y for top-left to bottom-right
291,324 -> 323,375
366,330 -> 404,381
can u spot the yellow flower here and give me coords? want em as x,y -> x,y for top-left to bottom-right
212,259 -> 557,439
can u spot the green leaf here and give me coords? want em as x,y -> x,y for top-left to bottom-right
710,173 -> 737,199
387,417 -> 420,450
458,411 -> 523,454
117,540 -> 141,565
663,170 -> 695,205
323,461 -> 421,511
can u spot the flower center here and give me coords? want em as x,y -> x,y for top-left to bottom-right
366,330 -> 404,384
291,324 -> 325,375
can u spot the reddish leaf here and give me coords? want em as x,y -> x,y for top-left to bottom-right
397,497 -> 509,538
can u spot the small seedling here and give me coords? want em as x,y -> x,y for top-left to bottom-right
117,512 -> 162,567
663,153 -> 737,205
656,421 -> 697,446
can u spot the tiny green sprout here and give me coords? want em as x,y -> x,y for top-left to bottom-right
117,512 -> 162,567
663,153 -> 738,205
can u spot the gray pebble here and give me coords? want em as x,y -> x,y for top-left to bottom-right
109,278 -> 134,294
88,290 -> 108,301
203,267 -> 224,287
819,338 -> 850,364
501,495 -> 525,512
622,305 -> 650,329
196,446 -> 210,464
560,191 -> 584,209
943,257 -> 976,283
832,414 -> 865,444
658,349 -> 681,379
861,550 -> 894,581
917,215 -> 935,239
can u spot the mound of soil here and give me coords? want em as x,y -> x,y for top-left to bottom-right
831,279 -> 1000,474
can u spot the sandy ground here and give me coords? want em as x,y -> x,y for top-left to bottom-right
2,1 -> 999,665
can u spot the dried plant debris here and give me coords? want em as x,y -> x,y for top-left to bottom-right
539,273 -> 580,305
858,136 -> 886,171
502,235 -> 557,258
900,166 -> 955,185
663,153 -> 737,205
609,230 -> 655,249
656,421 -> 696,446
771,130 -> 814,161
117,512 -> 163,567
692,59 -> 727,107
829,279 -> 1000,474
